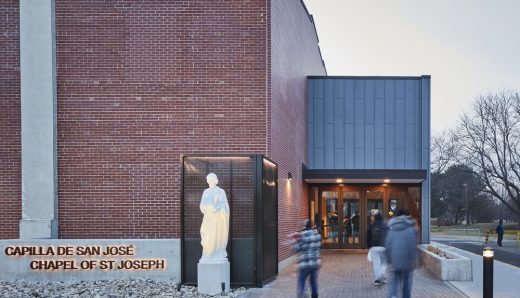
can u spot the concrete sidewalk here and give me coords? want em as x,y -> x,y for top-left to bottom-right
240,250 -> 467,298
432,242 -> 520,298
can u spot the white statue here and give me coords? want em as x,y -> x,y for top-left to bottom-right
199,173 -> 230,263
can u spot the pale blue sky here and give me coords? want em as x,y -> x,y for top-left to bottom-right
304,0 -> 520,134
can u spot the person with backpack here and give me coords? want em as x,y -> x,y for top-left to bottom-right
366,212 -> 388,286
293,219 -> 322,298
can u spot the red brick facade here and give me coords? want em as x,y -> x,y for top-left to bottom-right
55,0 -> 268,238
0,0 -> 21,239
270,0 -> 326,261
0,0 -> 326,264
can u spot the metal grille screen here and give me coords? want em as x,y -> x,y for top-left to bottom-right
182,157 -> 255,285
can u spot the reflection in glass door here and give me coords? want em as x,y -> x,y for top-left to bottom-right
366,188 -> 384,229
342,191 -> 361,248
389,190 -> 405,218
320,191 -> 339,246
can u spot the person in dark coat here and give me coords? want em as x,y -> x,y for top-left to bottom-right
496,219 -> 505,247
385,208 -> 417,298
293,219 -> 322,298
366,212 -> 388,286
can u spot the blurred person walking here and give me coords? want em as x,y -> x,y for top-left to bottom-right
293,219 -> 322,298
367,212 -> 388,286
385,208 -> 417,298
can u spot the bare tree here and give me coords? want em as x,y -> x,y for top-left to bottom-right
431,163 -> 495,225
456,91 -> 520,223
431,131 -> 458,174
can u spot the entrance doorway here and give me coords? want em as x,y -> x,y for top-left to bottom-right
309,184 -> 421,249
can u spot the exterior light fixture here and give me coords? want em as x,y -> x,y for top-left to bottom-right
483,247 -> 494,298
383,179 -> 390,183
483,247 -> 494,258
287,172 -> 292,180
336,178 -> 343,183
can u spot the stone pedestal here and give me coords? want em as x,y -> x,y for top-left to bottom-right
197,261 -> 230,295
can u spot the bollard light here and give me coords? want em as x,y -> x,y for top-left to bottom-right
483,247 -> 494,298
483,247 -> 494,257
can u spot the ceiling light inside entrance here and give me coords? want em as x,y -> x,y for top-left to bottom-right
336,178 -> 343,183
383,179 -> 390,183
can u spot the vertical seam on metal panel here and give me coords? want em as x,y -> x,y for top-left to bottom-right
394,80 -> 397,169
370,81 -> 373,169
343,80 -> 347,168
383,80 -> 386,168
322,80 -> 325,168
306,80 -> 309,168
332,80 -> 335,168
419,79 -> 423,167
310,80 -> 314,168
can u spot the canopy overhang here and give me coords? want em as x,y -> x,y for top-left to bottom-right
302,168 -> 427,184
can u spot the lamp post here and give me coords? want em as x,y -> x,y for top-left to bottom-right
483,247 -> 494,298
463,183 -> 468,231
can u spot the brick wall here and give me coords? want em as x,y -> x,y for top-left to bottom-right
270,0 -> 326,261
0,0 -> 21,239
55,0 -> 268,238
0,0 -> 325,248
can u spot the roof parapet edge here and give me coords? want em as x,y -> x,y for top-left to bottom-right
307,75 -> 431,80
299,0 -> 327,74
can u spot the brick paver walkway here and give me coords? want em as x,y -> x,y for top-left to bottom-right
241,250 -> 467,298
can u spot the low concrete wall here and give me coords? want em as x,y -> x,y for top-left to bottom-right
0,239 -> 180,282
419,244 -> 472,281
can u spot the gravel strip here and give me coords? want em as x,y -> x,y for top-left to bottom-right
0,279 -> 246,298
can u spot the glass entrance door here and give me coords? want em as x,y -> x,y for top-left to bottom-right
319,190 -> 339,247
342,189 -> 362,248
318,187 -> 363,248
366,186 -> 385,236
312,184 -> 421,248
